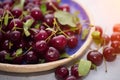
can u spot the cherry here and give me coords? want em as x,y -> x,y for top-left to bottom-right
34,40 -> 48,52
8,19 -> 23,30
55,66 -> 69,80
50,35 -> 67,51
24,50 -> 38,64
12,52 -> 23,64
30,7 -> 43,21
65,76 -> 77,80
45,47 -> 60,62
24,2 -> 35,11
111,41 -> 120,53
2,40 -> 11,50
0,31 -> 3,41
11,8 -> 22,18
103,47 -> 116,62
10,30 -> 21,42
87,50 -> 103,66
71,64 -> 80,78
3,4 -> 12,10
46,0 -> 59,12
0,8 -> 4,17
3,0 -> 13,6
0,50 -> 8,63
34,29 -> 48,41
44,13 -> 54,27
101,34 -> 110,45
113,24 -> 120,32
111,32 -> 120,41
95,26 -> 103,37
60,4 -> 70,12
67,36 -> 78,48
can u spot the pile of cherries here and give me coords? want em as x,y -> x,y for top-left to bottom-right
0,0 -> 80,64
54,24 -> 120,80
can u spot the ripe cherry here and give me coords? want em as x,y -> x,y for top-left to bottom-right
111,32 -> 120,41
103,47 -> 116,62
87,50 -> 103,66
45,47 -> 60,62
113,24 -> 120,32
50,35 -> 67,51
11,8 -> 22,18
55,66 -> 69,80
30,7 -> 43,21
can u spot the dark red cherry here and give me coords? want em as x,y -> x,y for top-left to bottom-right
50,35 -> 67,51
45,47 -> 60,62
34,29 -> 48,41
10,30 -> 21,42
34,40 -> 48,52
0,31 -> 3,41
71,64 -> 79,78
111,41 -> 120,53
8,19 -> 23,30
44,14 -> 54,27
103,47 -> 116,62
11,8 -> 22,18
55,66 -> 69,80
87,50 -> 103,66
65,76 -> 77,80
0,50 -> 8,63
67,36 -> 78,48
30,7 -> 43,21
46,0 -> 59,12
24,50 -> 38,64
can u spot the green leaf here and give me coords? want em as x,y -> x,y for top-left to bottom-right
4,12 -> 9,26
14,0 -> 25,9
54,11 -> 77,27
23,19 -> 34,36
5,54 -> 13,60
40,4 -> 47,14
78,59 -> 91,76
81,28 -> 89,40
24,19 -> 34,28
24,28 -> 31,36
35,24 -> 40,29
16,48 -> 23,57
60,52 -> 70,59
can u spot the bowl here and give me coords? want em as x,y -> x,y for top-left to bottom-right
0,0 -> 94,73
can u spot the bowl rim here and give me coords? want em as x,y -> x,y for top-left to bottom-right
0,0 -> 95,73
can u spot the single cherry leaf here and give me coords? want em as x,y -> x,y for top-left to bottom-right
35,24 -> 40,29
40,4 -> 47,14
13,0 -> 25,10
5,54 -> 13,60
23,19 -> 34,36
24,19 -> 34,28
4,12 -> 9,26
16,48 -> 23,57
78,59 -> 91,76
81,28 -> 89,40
24,28 -> 30,36
54,11 -> 77,27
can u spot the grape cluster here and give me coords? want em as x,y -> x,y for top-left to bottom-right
0,0 -> 80,64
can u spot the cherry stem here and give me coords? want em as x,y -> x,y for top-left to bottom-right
50,1 -> 59,11
54,18 -> 70,38
23,47 -> 32,55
